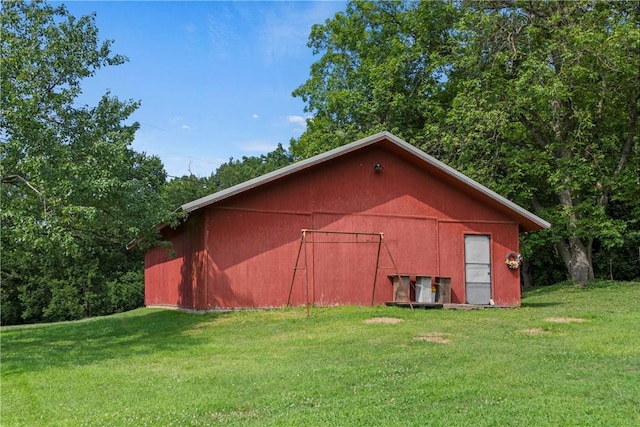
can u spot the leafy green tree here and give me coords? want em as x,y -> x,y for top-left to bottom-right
1,1 -> 170,324
291,1 -> 458,159
161,173 -> 216,210
445,0 -> 639,284
293,0 -> 639,284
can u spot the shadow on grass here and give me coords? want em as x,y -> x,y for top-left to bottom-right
0,308 -> 230,374
520,301 -> 564,308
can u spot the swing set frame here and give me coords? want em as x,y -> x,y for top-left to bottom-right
287,229 -> 413,316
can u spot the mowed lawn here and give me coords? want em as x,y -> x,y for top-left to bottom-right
1,281 -> 638,426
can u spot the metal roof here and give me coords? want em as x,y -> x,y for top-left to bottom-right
180,131 -> 550,231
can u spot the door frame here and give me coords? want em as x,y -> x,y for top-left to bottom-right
463,233 -> 493,304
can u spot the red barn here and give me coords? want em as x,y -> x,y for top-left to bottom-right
145,132 -> 549,310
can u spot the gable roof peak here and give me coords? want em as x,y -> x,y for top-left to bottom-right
180,131 -> 550,232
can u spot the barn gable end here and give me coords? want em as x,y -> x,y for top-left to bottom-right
145,132 -> 549,309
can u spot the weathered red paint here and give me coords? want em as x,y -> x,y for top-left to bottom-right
145,138 -> 539,309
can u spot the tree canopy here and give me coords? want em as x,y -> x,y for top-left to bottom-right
292,0 -> 640,284
291,1 -> 458,158
1,1 -> 170,324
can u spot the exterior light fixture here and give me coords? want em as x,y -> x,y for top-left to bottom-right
373,163 -> 383,172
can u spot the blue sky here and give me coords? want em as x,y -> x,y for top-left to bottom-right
56,1 -> 347,178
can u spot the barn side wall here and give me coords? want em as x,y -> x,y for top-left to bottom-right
146,144 -> 523,309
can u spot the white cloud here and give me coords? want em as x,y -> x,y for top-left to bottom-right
182,124 -> 191,130
287,115 -> 310,131
288,115 -> 306,125
252,113 -> 259,119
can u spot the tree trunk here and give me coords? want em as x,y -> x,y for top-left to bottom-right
556,237 -> 594,285
554,185 -> 595,285
521,257 -> 533,290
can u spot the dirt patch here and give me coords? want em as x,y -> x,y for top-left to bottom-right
521,328 -> 546,335
364,317 -> 404,324
545,317 -> 588,323
413,332 -> 451,344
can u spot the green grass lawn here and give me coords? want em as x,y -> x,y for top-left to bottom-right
2,281 -> 639,426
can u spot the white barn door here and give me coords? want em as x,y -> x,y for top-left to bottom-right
465,235 -> 492,305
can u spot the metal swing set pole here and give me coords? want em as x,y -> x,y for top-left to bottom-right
288,229 -> 310,317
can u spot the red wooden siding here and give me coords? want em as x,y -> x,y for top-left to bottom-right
145,142 -> 528,309
145,211 -> 206,308
204,209 -> 309,308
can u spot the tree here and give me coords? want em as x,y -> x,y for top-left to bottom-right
445,0 -> 639,284
291,0 -> 458,159
161,173 -> 216,210
292,0 -> 640,284
1,1 -> 170,324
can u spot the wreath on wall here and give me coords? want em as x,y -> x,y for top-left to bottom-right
505,252 -> 522,270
